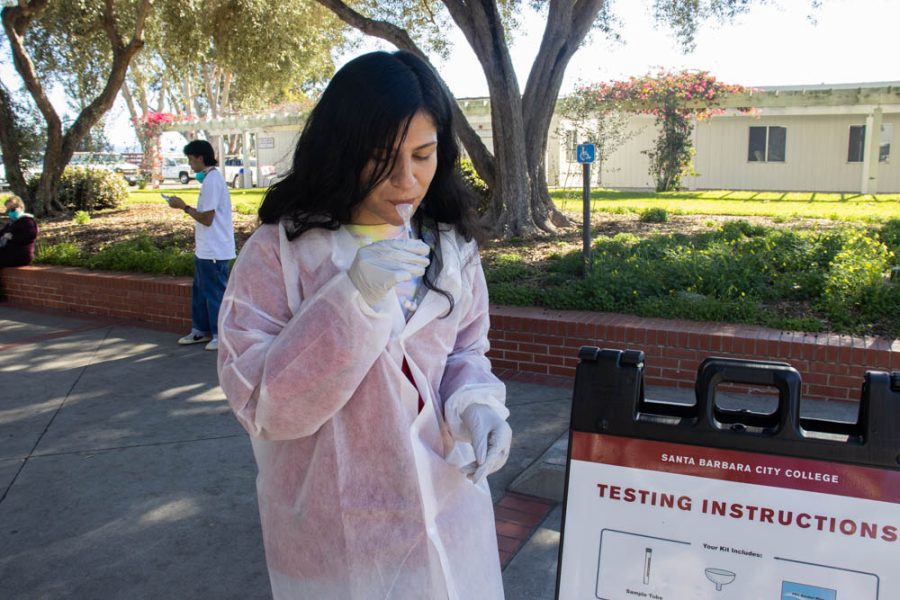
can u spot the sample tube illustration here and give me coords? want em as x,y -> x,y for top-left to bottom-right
705,567 -> 737,591
643,548 -> 652,584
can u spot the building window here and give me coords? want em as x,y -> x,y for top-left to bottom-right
880,123 -> 892,163
847,123 -> 892,163
565,130 -> 578,162
848,125 -> 865,162
748,126 -> 786,162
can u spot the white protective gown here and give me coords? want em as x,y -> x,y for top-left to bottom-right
217,222 -> 508,600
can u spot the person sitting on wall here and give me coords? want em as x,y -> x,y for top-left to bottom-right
0,195 -> 38,268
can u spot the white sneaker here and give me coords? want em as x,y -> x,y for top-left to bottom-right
178,333 -> 212,345
205,338 -> 219,351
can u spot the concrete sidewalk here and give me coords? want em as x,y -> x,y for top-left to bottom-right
0,306 -> 571,599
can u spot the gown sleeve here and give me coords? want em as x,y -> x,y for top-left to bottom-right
439,239 -> 508,440
217,225 -> 394,440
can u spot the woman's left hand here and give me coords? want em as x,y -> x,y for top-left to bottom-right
459,404 -> 512,485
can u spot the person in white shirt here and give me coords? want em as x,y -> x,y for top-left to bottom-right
166,140 -> 236,351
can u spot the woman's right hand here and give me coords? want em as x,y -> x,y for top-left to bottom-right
348,239 -> 430,308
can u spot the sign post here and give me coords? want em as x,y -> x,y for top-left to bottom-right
556,350 -> 900,599
576,143 -> 595,272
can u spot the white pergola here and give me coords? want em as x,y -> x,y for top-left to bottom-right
161,112 -> 306,188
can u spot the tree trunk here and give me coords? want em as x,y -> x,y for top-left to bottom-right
1,0 -> 150,216
520,1 -> 606,230
443,0 -> 538,236
121,82 -> 150,154
0,81 -> 31,202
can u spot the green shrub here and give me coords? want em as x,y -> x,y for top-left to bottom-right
57,167 -> 129,211
35,235 -> 194,276
73,210 -> 91,225
86,234 -> 194,276
878,218 -> 900,254
34,242 -> 85,266
547,251 -> 583,277
720,219 -> 766,240
26,167 -> 128,211
484,252 -> 533,283
487,282 -> 539,306
639,207 -> 668,223
483,222 -> 900,336
636,293 -> 761,324
820,230 -> 893,327
458,158 -> 490,214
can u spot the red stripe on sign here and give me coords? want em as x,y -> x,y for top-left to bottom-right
570,431 -> 900,504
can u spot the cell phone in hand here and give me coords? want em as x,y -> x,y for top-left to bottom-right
161,193 -> 175,205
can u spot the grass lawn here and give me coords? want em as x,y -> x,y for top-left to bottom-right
552,189 -> 900,222
127,188 -> 265,215
127,187 -> 900,222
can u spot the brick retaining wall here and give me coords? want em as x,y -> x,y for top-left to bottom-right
0,265 -> 193,332
2,265 -> 897,402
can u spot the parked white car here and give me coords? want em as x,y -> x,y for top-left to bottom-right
222,156 -> 275,188
70,152 -> 140,185
0,155 -> 6,190
161,155 -> 193,184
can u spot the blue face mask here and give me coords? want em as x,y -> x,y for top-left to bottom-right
7,209 -> 20,220
195,171 -> 206,183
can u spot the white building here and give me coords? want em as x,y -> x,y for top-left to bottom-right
162,82 -> 900,194
549,82 -> 900,194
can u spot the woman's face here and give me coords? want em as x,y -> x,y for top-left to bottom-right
351,111 -> 438,226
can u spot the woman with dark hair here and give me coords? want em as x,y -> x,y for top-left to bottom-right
217,50 -> 511,599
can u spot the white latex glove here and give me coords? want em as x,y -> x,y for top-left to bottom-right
348,238 -> 431,308
459,403 -> 512,485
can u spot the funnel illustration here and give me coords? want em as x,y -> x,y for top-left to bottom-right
705,568 -> 736,591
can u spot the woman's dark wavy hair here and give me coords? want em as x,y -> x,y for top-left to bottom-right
259,50 -> 481,243
258,50 -> 482,314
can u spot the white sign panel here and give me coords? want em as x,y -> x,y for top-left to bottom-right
557,432 -> 898,599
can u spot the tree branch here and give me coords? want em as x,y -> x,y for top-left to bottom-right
63,0 -> 150,159
100,0 -> 124,52
2,1 -> 62,137
522,0 -> 604,167
0,81 -> 29,198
